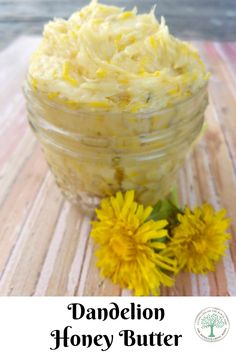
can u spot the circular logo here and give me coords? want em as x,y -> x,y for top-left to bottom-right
195,307 -> 229,342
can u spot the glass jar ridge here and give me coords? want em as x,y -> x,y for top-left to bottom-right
24,79 -> 208,215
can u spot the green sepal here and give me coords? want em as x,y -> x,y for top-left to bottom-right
148,188 -> 183,229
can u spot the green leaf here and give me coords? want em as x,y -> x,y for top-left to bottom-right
168,187 -> 179,208
148,189 -> 183,228
150,199 -> 175,221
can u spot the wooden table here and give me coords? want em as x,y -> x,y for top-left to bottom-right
0,36 -> 236,296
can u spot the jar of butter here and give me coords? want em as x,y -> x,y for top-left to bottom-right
24,0 -> 209,214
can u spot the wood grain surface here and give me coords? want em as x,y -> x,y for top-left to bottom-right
0,36 -> 236,296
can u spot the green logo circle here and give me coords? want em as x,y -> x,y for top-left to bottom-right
195,307 -> 230,342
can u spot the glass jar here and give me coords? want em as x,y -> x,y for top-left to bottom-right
24,80 -> 208,215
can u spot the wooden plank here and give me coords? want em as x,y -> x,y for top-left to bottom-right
0,36 -> 236,296
1,0 -> 235,19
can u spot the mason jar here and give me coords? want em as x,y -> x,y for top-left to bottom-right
24,79 -> 208,215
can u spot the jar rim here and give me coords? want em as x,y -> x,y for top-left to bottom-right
24,74 -> 208,117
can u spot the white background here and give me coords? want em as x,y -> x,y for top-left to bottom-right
0,297 -> 234,353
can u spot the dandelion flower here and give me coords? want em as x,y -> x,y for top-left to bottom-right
163,204 -> 231,274
91,190 -> 176,295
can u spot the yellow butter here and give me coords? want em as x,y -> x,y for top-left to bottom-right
28,0 -> 208,112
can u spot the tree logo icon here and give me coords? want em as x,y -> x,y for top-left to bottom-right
195,308 -> 229,342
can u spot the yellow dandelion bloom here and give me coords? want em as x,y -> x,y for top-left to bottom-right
163,204 -> 231,274
91,190 -> 176,296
